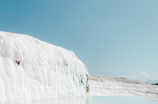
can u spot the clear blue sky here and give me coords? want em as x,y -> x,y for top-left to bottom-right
0,0 -> 158,81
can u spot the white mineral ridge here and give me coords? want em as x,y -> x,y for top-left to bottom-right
0,31 -> 89,104
89,75 -> 158,99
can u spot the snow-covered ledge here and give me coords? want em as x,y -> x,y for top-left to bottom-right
0,31 -> 89,104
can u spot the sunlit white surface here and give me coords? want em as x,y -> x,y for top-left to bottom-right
89,75 -> 158,99
0,31 -> 89,104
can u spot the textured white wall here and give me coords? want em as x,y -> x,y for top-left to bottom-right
0,31 -> 89,104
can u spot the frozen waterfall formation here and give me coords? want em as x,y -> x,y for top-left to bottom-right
0,31 -> 89,104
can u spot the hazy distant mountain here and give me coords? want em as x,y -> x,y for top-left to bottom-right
147,80 -> 158,84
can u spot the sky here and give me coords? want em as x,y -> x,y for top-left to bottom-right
0,0 -> 158,82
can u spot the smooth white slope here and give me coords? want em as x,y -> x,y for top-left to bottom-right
89,75 -> 158,99
0,31 -> 89,104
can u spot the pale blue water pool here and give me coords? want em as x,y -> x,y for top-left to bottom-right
38,96 -> 158,104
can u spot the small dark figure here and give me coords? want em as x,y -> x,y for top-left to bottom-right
81,80 -> 83,83
16,61 -> 20,65
86,86 -> 89,92
86,74 -> 89,82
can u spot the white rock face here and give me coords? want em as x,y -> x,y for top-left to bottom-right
89,75 -> 158,99
0,31 -> 89,104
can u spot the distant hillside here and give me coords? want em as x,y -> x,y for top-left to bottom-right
89,75 -> 158,100
147,80 -> 158,84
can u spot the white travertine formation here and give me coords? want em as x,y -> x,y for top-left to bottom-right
0,31 -> 89,104
90,75 -> 158,99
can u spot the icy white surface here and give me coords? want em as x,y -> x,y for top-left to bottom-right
89,75 -> 158,99
0,31 -> 89,104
